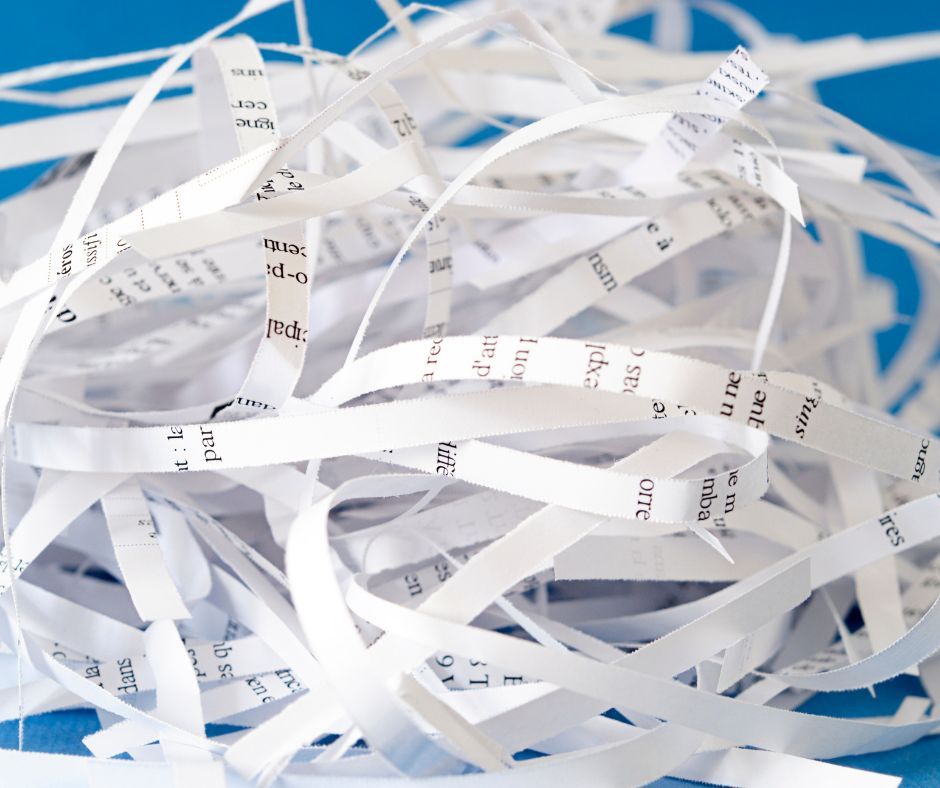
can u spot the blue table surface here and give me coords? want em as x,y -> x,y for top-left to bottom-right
1,0 -> 938,783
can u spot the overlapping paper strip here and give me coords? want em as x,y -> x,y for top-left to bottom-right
0,0 -> 938,785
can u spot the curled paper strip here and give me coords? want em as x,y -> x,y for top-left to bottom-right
0,1 -> 938,786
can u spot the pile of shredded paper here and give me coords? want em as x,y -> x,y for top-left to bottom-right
1,0 -> 940,785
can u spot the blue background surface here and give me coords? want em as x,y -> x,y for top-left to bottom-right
1,0 -> 939,783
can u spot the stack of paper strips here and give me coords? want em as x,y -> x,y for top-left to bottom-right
0,0 -> 938,785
